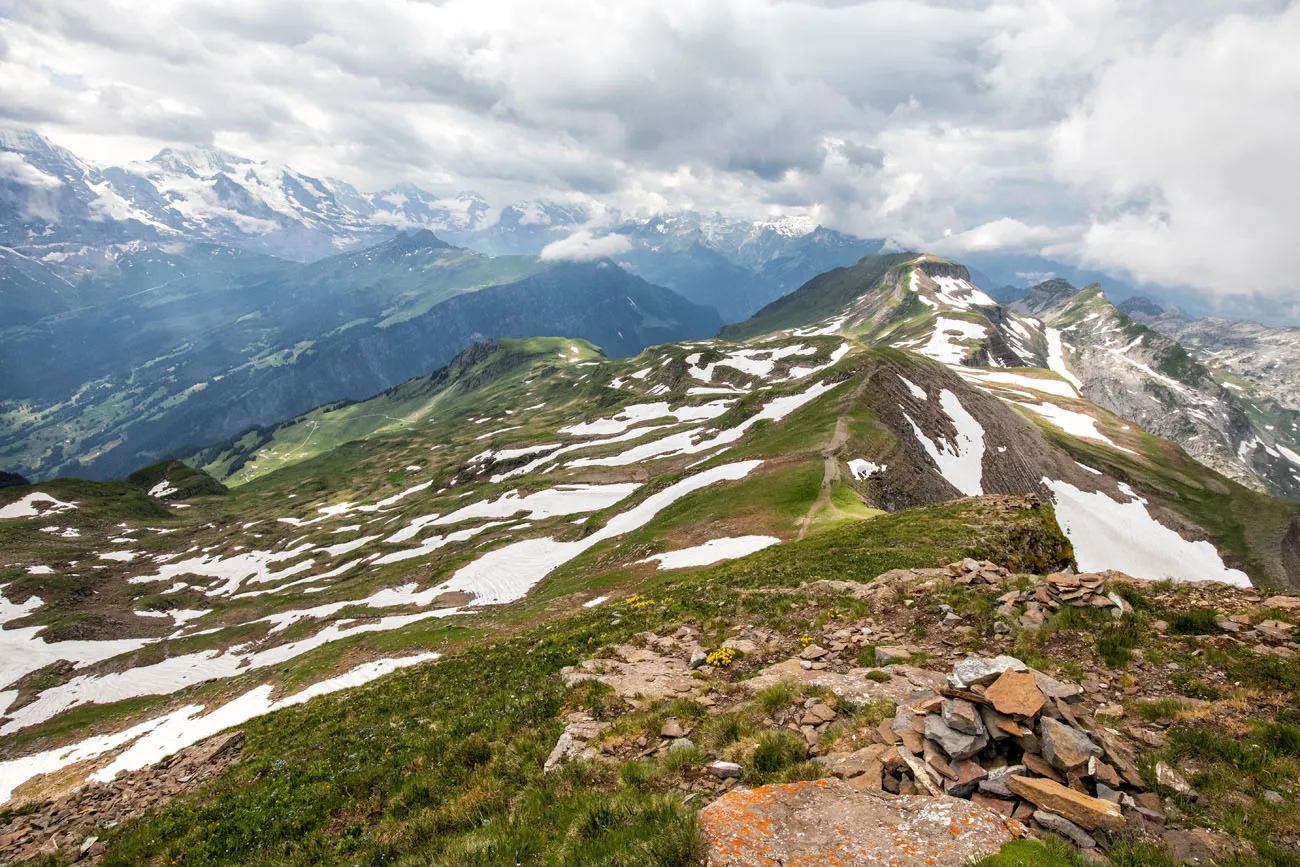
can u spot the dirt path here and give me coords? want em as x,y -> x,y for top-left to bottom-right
796,408 -> 852,541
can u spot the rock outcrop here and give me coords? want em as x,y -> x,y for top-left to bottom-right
700,779 -> 1024,867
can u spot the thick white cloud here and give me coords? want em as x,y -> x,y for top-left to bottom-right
539,231 -> 632,262
0,0 -> 1294,305
1053,3 -> 1300,298
930,218 -> 1076,255
0,151 -> 63,188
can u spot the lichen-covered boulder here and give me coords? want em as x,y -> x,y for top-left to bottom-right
700,778 -> 1025,867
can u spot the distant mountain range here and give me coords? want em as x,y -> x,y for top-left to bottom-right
7,125 -> 1300,500
3,126 -> 1149,323
0,126 -> 882,320
0,229 -> 721,481
723,253 -> 1300,500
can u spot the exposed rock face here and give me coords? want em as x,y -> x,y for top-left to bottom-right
559,643 -> 700,703
1016,282 -> 1300,501
699,779 -> 1025,867
543,716 -> 611,774
1128,304 -> 1300,413
745,660 -> 945,705
0,731 -> 245,864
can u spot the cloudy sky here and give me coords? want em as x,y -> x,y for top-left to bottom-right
2,0 -> 1297,313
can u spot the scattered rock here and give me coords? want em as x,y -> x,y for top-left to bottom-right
984,670 -> 1046,718
745,660 -> 944,705
707,761 -> 743,779
544,718 -> 611,773
1214,614 -> 1244,633
660,719 -> 688,739
946,760 -> 989,798
925,713 -> 988,761
1154,762 -> 1197,799
979,765 -> 1027,798
723,638 -> 759,655
950,656 -> 1027,689
561,644 -> 699,703
0,730 -> 246,865
1006,775 -> 1125,832
875,645 -> 916,665
802,703 -> 837,725
1031,671 -> 1083,701
1040,717 -> 1101,772
972,792 -> 1017,818
941,697 -> 984,736
800,643 -> 828,661
1035,809 -> 1097,848
1161,828 -> 1253,866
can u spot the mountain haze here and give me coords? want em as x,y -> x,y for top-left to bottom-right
0,231 -> 720,481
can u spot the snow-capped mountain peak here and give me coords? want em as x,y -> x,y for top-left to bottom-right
145,145 -> 254,178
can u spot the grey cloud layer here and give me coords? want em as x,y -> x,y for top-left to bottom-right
0,0 -> 1296,302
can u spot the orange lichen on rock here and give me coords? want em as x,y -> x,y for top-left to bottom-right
700,778 -> 1024,867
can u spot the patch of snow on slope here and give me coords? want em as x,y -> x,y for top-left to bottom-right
793,314 -> 850,337
908,268 -> 936,306
686,345 -> 818,382
688,386 -> 747,396
94,654 -> 438,784
148,480 -> 177,498
788,343 -> 851,379
958,369 -> 1078,399
638,536 -> 780,570
559,400 -> 730,436
568,380 -> 841,468
433,461 -> 762,606
362,480 -> 434,511
915,318 -> 988,365
847,459 -> 885,480
1,601 -> 464,735
0,588 -> 156,690
489,425 -> 674,483
0,493 -> 77,520
1278,444 -> 1300,466
373,523 -> 508,566
1044,328 -> 1083,392
1012,401 -> 1134,453
1042,479 -> 1251,586
0,654 -> 437,805
931,275 -> 997,309
903,390 -> 985,496
127,543 -> 317,597
898,375 -> 927,401
432,484 -> 639,526
319,535 -> 381,558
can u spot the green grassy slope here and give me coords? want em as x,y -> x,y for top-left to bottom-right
718,252 -> 915,341
88,496 -> 1068,866
192,337 -> 605,484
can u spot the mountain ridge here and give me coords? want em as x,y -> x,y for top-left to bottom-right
0,232 -> 721,482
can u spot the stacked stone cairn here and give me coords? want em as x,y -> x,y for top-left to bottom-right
817,655 -> 1163,852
